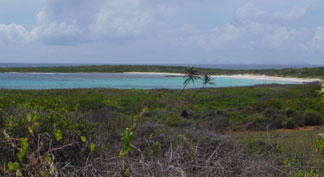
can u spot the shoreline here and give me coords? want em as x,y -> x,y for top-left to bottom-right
124,72 -> 185,76
124,72 -> 321,83
2,71 -> 321,83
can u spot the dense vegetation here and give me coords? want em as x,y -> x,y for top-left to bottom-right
1,83 -> 323,131
1,83 -> 324,176
1,65 -> 324,78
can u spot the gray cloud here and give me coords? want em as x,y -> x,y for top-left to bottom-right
0,0 -> 171,45
236,2 -> 307,25
0,0 -> 324,64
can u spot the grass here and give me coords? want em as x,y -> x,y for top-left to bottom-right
229,126 -> 324,150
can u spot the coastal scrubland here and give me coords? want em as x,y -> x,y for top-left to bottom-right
1,65 -> 324,78
1,82 -> 324,176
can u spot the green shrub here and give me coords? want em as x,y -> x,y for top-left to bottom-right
166,115 -> 191,127
303,110 -> 323,126
281,118 -> 297,129
293,114 -> 305,127
266,114 -> 285,129
0,100 -> 96,176
285,108 -> 298,117
264,107 -> 279,117
264,107 -> 285,129
244,115 -> 268,131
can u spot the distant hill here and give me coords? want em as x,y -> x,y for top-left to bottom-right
0,65 -> 323,79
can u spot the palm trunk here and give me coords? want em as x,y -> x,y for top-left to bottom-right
178,82 -> 190,97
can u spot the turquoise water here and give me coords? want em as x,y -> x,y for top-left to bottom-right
0,73 -> 299,90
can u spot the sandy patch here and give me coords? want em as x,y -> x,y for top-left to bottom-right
211,74 -> 321,83
123,72 -> 321,83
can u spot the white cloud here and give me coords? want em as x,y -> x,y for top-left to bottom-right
0,0 -> 171,45
0,23 -> 31,44
31,11 -> 81,45
89,0 -> 158,40
167,24 -> 244,49
1,0 -> 324,64
311,27 -> 324,50
236,2 -> 307,25
264,27 -> 300,47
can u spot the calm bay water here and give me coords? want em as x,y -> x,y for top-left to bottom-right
0,72 -> 298,90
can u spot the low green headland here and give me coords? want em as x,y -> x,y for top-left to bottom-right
1,82 -> 324,176
1,64 -> 324,78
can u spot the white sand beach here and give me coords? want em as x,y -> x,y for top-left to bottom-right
123,72 -> 185,76
211,74 -> 321,83
123,72 -> 321,83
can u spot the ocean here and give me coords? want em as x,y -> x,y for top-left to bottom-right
0,72 -> 299,90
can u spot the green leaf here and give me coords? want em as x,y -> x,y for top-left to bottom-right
154,141 -> 161,149
16,169 -> 22,177
283,157 -> 289,166
27,113 -> 32,122
148,149 -> 154,156
8,162 -> 19,172
53,129 -> 62,142
45,153 -> 53,166
28,126 -> 33,136
17,138 -> 28,162
119,150 -> 125,158
81,136 -> 87,143
17,152 -> 24,162
90,143 -> 96,152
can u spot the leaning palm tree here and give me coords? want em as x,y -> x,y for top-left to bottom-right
201,73 -> 215,89
178,67 -> 200,97
193,73 -> 215,98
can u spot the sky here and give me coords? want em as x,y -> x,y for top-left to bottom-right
0,0 -> 324,65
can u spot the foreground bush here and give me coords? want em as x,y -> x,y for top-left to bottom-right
0,100 -> 95,176
94,122 -> 283,177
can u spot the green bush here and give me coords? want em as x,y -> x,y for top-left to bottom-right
281,118 -> 297,129
0,100 -> 96,176
265,113 -> 285,129
303,110 -> 323,126
293,114 -> 305,127
264,107 -> 279,117
244,115 -> 268,131
166,115 -> 191,127
285,108 -> 298,118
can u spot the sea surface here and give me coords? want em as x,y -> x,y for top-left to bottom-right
0,72 -> 299,90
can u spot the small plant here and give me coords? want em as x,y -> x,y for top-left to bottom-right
119,108 -> 147,177
315,133 -> 324,152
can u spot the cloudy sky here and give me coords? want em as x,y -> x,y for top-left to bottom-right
0,0 -> 324,65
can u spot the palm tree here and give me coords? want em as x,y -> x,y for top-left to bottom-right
201,73 -> 215,88
178,67 -> 200,97
193,73 -> 215,98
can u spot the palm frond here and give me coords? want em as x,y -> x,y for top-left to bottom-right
184,78 -> 190,85
202,73 -> 215,86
